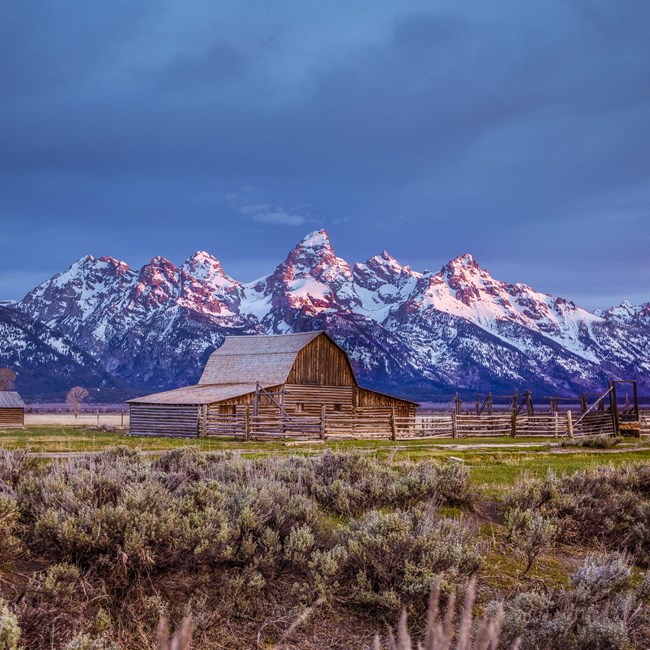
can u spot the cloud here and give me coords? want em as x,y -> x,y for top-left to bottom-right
240,204 -> 307,226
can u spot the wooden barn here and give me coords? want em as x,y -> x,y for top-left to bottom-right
0,391 -> 25,428
129,331 -> 417,439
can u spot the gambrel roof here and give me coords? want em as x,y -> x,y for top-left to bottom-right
199,331 -> 329,386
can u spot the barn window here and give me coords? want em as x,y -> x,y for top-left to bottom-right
295,403 -> 304,413
333,404 -> 342,412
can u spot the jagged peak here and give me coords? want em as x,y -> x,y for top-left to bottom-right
181,250 -> 239,286
145,255 -> 176,269
444,253 -> 480,272
184,250 -> 219,264
295,229 -> 332,250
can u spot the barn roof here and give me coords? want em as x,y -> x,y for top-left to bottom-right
0,391 -> 25,408
199,331 -> 326,386
128,382 -> 274,405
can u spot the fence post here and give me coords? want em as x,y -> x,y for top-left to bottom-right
554,412 -> 559,437
511,391 -> 518,437
452,411 -> 458,439
121,410 -> 124,429
96,409 -> 99,427
525,390 -> 534,416
320,405 -> 326,440
487,393 -> 493,415
475,394 -> 480,415
455,393 -> 462,416
198,405 -> 207,437
390,407 -> 397,441
567,410 -> 574,438
610,381 -> 619,435
244,404 -> 251,442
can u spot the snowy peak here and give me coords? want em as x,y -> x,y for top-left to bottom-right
281,229 -> 352,281
599,301 -> 650,328
443,253 -> 481,273
129,257 -> 180,309
355,251 -> 418,286
181,251 -> 231,283
179,251 -> 242,314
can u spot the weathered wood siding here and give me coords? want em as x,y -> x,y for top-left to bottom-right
283,384 -> 356,414
129,404 -> 199,437
357,388 -> 416,431
286,334 -> 356,386
0,408 -> 24,427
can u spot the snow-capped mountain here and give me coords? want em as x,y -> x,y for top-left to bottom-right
0,305 -> 123,400
597,301 -> 650,330
9,230 -> 650,399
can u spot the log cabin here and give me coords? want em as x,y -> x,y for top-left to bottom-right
0,391 -> 25,428
129,331 -> 417,438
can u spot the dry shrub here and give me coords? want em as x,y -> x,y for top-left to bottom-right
375,576 -> 519,650
496,554 -> 650,649
346,507 -> 481,614
504,464 -> 650,563
0,599 -> 21,650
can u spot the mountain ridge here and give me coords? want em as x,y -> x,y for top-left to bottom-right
6,229 -> 650,400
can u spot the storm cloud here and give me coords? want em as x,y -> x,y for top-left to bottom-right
0,0 -> 648,308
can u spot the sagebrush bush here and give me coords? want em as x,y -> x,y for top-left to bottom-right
0,600 -> 21,650
345,506 -> 481,614
560,434 -> 621,449
496,554 -> 649,649
504,507 -> 557,574
504,464 -> 650,563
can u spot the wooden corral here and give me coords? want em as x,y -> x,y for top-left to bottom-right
129,332 -> 417,438
0,391 -> 25,428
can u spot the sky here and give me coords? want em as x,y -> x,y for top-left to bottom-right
0,0 -> 648,310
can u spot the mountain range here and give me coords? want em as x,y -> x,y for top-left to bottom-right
2,230 -> 649,401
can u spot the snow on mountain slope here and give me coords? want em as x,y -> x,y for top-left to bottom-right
0,305 -> 123,399
10,229 -> 650,398
597,301 -> 650,330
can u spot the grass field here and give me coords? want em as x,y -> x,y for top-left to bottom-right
2,424 -> 649,490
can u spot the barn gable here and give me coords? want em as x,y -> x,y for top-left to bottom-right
198,331 -> 356,387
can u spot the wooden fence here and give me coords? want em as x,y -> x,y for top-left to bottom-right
201,408 -> 617,440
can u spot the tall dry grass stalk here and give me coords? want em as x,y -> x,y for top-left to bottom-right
156,615 -> 193,650
374,577 -> 521,650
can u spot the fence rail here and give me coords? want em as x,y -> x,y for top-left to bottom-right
201,408 -> 621,441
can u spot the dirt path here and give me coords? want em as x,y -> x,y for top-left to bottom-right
28,441 -> 650,459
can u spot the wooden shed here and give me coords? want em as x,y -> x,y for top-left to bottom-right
0,391 -> 25,428
129,331 -> 417,438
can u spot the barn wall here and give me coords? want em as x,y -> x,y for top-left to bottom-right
0,408 -> 24,427
283,384 -> 356,415
286,334 -> 356,386
129,404 -> 199,437
357,388 -> 417,431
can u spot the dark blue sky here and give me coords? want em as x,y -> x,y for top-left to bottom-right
1,1 -> 648,309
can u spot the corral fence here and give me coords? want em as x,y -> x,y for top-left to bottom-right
202,407 -> 616,441
200,382 -> 646,441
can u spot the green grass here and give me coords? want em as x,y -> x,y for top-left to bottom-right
1,425 -> 648,490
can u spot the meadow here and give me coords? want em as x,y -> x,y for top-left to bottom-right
0,425 -> 649,648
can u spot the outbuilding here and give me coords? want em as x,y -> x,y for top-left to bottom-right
0,391 -> 25,428
129,331 -> 417,438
